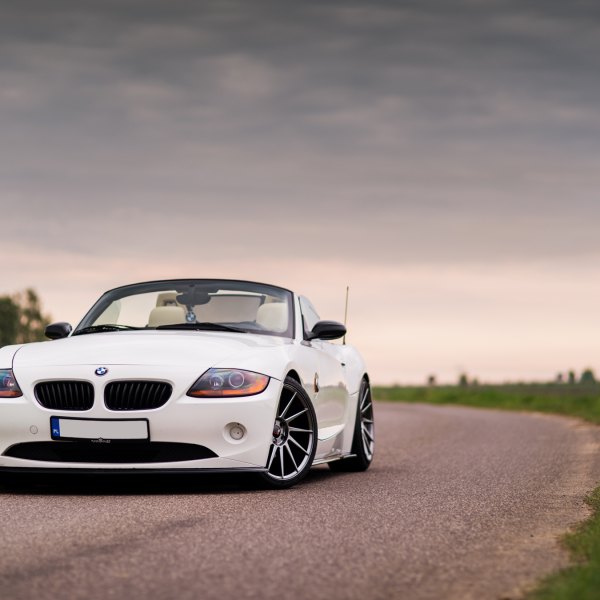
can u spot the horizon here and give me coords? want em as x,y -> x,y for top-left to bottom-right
3,279 -> 599,387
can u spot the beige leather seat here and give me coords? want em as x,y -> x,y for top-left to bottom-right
255,303 -> 288,332
148,306 -> 186,327
197,296 -> 262,323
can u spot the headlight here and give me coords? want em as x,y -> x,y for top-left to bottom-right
188,369 -> 270,398
0,369 -> 22,398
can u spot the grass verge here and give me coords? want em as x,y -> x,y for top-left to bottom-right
374,384 -> 600,600
529,487 -> 600,600
374,383 -> 600,424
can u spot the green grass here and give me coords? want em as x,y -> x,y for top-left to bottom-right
374,383 -> 600,425
374,383 -> 600,600
529,488 -> 600,600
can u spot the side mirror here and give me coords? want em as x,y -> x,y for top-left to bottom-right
307,320 -> 346,341
45,322 -> 73,340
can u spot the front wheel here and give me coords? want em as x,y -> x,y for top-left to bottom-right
258,377 -> 317,489
329,378 -> 374,472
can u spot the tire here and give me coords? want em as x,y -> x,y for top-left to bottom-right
258,377 -> 318,489
329,378 -> 374,472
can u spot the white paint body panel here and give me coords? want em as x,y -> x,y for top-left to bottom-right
0,291 -> 368,472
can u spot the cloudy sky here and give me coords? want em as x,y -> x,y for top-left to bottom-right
2,0 -> 600,383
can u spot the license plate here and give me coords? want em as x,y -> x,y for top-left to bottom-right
50,417 -> 149,441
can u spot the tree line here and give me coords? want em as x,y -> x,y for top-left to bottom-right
0,289 -> 51,347
426,369 -> 598,387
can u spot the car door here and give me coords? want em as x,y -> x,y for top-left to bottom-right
298,296 -> 348,435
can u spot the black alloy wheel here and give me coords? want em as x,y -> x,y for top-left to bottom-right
259,377 -> 317,489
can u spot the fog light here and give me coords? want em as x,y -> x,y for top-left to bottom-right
226,422 -> 246,442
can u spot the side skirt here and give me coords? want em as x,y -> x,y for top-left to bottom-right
312,453 -> 356,466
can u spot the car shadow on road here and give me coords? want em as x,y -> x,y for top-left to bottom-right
0,465 -> 338,496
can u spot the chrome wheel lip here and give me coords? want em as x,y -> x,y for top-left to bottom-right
266,383 -> 315,481
359,383 -> 374,461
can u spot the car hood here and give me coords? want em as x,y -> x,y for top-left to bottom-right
12,330 -> 289,369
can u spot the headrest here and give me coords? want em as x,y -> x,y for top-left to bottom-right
156,292 -> 180,307
256,303 -> 288,333
148,306 -> 186,327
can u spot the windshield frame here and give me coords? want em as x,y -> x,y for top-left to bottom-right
74,279 -> 296,339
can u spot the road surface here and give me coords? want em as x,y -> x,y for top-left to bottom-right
1,402 -> 600,600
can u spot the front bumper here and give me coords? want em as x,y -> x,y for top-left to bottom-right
0,365 -> 281,471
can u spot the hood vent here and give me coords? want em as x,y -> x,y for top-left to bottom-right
104,381 -> 172,411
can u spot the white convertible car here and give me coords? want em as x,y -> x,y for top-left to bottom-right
0,279 -> 374,488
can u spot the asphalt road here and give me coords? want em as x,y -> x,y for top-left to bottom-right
1,402 -> 600,600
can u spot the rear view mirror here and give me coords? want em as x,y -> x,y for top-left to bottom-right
45,322 -> 73,340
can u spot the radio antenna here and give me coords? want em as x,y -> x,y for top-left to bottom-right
343,286 -> 349,345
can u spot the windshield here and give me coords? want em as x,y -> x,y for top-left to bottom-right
75,280 -> 294,338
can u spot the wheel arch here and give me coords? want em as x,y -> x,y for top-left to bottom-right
285,369 -> 302,385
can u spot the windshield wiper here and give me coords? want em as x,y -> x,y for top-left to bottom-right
73,324 -> 144,336
155,322 -> 247,333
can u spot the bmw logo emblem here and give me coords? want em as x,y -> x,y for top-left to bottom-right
95,367 -> 109,376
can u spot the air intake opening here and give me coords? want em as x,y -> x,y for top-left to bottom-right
4,442 -> 218,463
